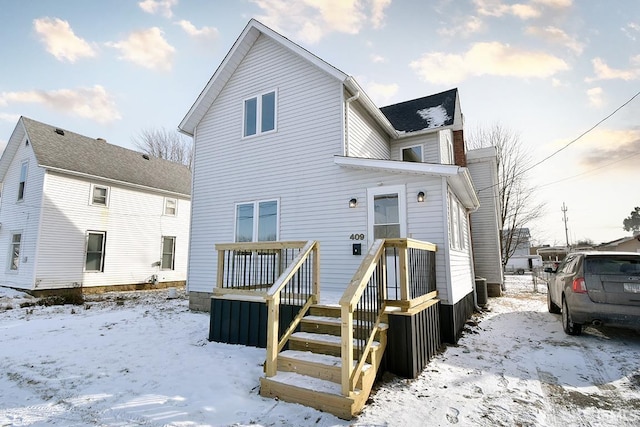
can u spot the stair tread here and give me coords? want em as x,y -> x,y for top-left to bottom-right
279,350 -> 372,371
290,332 -> 381,348
266,371 -> 361,396
302,315 -> 389,330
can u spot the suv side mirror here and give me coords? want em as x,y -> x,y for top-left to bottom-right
544,267 -> 555,273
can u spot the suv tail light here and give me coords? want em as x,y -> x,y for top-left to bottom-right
572,277 -> 587,293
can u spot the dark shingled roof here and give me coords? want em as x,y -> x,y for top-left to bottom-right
380,88 -> 458,133
21,117 -> 191,196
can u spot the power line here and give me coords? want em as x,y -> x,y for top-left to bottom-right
476,89 -> 640,194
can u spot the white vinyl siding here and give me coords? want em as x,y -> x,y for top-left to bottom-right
391,133 -> 439,163
346,99 -> 390,159
468,148 -> 504,286
34,172 -> 190,289
0,137 -> 43,289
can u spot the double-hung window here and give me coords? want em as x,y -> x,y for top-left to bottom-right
9,233 -> 21,271
17,161 -> 28,202
243,90 -> 277,137
91,184 -> 109,206
402,145 -> 423,163
448,194 -> 467,250
235,200 -> 278,242
161,236 -> 175,270
85,231 -> 106,272
164,198 -> 177,216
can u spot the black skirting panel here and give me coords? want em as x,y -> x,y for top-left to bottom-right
209,298 -> 301,348
439,290 -> 475,344
386,301 -> 442,379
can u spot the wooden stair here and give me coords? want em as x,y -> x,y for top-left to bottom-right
259,304 -> 388,419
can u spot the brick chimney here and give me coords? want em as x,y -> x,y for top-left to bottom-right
453,129 -> 467,167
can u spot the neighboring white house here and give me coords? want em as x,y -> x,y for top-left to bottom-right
179,19 -> 500,342
0,117 -> 191,295
467,147 -> 504,290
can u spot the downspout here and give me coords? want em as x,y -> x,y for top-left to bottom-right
344,91 -> 360,156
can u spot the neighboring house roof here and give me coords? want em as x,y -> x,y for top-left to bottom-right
598,234 -> 640,249
380,88 -> 459,133
0,117 -> 191,197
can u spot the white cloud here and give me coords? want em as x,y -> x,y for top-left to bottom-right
473,0 -> 541,20
438,15 -> 484,38
551,77 -> 568,87
175,20 -> 219,40
0,113 -> 21,123
370,54 -> 386,63
525,26 -> 584,54
106,28 -> 175,71
586,87 -> 604,108
251,0 -> 390,44
586,57 -> 640,82
579,128 -> 640,170
410,42 -> 569,84
0,85 -> 121,124
365,82 -> 399,105
622,22 -> 640,41
138,0 -> 178,18
33,17 -> 96,62
532,0 -> 572,8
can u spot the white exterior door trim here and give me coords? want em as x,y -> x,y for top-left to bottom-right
366,184 -> 407,247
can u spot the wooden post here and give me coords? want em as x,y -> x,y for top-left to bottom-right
216,249 -> 225,289
399,243 -> 410,302
265,293 -> 280,377
341,304 -> 354,396
312,242 -> 320,303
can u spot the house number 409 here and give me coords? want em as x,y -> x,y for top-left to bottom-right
350,234 -> 365,240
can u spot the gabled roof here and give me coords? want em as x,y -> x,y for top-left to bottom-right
380,88 -> 461,134
179,19 -> 397,138
0,117 -> 191,197
599,234 -> 640,248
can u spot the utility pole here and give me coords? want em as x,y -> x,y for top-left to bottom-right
561,202 -> 569,247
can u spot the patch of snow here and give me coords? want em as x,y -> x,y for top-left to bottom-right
416,105 -> 450,129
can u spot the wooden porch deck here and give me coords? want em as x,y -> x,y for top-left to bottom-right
209,239 -> 442,419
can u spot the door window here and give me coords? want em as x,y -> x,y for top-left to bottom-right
373,194 -> 400,239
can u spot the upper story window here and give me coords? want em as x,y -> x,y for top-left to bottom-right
402,146 -> 423,163
164,197 -> 177,216
17,161 -> 28,202
91,184 -> 109,206
235,200 -> 278,242
243,90 -> 277,137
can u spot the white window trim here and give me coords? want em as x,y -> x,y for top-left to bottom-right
89,184 -> 110,207
17,160 -> 28,202
241,89 -> 278,139
161,236 -> 176,270
366,185 -> 407,247
164,197 -> 177,216
233,199 -> 280,242
7,231 -> 22,272
448,193 -> 467,251
85,231 -> 106,272
401,144 -> 424,162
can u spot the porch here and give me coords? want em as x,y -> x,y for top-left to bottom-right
209,239 -> 443,419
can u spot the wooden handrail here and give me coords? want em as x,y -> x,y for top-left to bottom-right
339,239 -> 386,310
215,241 -> 309,251
266,241 -> 318,299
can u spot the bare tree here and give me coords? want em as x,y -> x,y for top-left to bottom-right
133,128 -> 193,169
466,123 -> 545,268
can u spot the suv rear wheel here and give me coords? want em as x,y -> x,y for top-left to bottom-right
562,297 -> 582,336
547,286 -> 561,314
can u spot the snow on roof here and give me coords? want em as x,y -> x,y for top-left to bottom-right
416,105 -> 451,129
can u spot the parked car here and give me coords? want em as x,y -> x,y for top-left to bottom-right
545,251 -> 640,335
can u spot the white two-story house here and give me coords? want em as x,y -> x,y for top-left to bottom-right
179,19 -> 501,344
0,117 -> 191,296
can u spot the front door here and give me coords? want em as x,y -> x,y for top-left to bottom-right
367,185 -> 407,298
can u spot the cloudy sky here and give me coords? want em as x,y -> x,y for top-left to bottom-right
1,0 -> 638,245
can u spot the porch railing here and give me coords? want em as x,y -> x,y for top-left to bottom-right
339,238 -> 437,396
263,240 -> 320,377
214,241 -> 311,298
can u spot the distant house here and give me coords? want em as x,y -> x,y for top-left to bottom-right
598,234 -> 640,253
0,117 -> 191,295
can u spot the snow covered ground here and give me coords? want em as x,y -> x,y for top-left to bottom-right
1,276 -> 639,426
